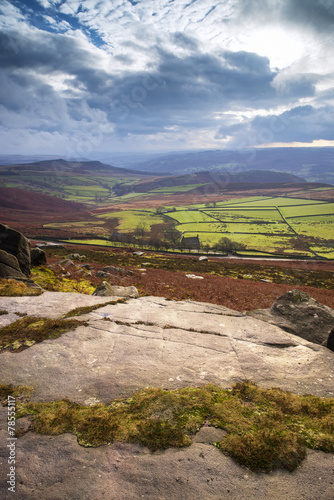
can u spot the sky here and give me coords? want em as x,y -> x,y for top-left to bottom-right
0,0 -> 334,157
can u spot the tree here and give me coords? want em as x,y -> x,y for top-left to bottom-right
134,223 -> 147,237
214,237 -> 246,253
148,237 -> 162,250
164,227 -> 181,246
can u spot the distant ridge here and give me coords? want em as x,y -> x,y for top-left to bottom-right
130,169 -> 306,193
0,159 -> 166,177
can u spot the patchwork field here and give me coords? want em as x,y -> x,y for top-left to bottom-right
52,194 -> 334,259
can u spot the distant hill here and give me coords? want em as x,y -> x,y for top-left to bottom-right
126,147 -> 334,185
0,159 -> 164,205
0,187 -> 86,213
131,170 -> 306,193
0,159 -> 161,176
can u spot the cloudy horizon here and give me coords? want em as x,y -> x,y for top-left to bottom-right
1,0 -> 334,157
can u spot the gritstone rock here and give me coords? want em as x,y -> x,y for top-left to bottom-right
249,289 -> 334,345
0,248 -> 27,280
93,281 -> 139,298
31,247 -> 47,266
0,223 -> 31,276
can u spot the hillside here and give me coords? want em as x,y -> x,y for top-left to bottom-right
0,159 -> 163,206
0,187 -> 86,213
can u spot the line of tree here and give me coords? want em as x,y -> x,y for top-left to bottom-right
110,225 -> 246,253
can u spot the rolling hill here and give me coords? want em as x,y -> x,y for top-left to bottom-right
124,147 -> 334,185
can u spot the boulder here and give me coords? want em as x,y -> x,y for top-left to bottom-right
0,223 -> 31,276
93,281 -> 139,298
55,259 -> 76,269
249,289 -> 334,345
96,270 -> 110,278
79,264 -> 91,270
67,253 -> 86,260
0,248 -> 27,280
31,247 -> 47,266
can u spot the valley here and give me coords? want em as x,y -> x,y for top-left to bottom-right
0,158 -> 333,260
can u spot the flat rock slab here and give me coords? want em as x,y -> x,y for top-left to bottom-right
0,295 -> 333,403
0,431 -> 334,500
0,291 -> 122,322
1,292 -> 334,499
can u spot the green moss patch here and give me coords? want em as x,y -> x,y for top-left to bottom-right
63,298 -> 126,318
17,381 -> 334,472
0,384 -> 34,401
31,267 -> 95,294
0,279 -> 43,297
0,316 -> 87,353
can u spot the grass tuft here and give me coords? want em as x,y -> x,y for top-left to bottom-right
0,316 -> 87,352
16,381 -> 334,472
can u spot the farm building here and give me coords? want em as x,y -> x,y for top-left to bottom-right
181,235 -> 200,249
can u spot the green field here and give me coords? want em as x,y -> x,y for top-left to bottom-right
201,209 -> 283,221
45,193 -> 333,258
280,203 -> 334,218
96,210 -> 166,232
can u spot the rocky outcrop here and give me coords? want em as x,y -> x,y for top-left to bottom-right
1,292 -> 334,499
249,289 -> 334,346
30,247 -> 46,266
0,249 -> 27,280
0,223 -> 31,277
93,281 -> 139,298
0,293 -> 333,402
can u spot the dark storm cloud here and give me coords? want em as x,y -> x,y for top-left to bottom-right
218,105 -> 334,145
252,105 -> 334,143
83,49 -> 281,137
0,29 -> 97,74
150,49 -> 276,106
283,0 -> 334,33
237,0 -> 334,33
102,49 -> 318,138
